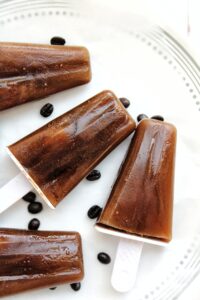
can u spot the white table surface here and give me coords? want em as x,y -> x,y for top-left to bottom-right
93,0 -> 200,299
1,0 -> 199,299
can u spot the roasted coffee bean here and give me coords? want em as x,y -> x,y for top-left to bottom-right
86,170 -> 101,181
119,97 -> 130,108
40,103 -> 54,117
49,287 -> 57,290
137,114 -> 148,122
50,36 -> 66,45
70,282 -> 81,291
151,115 -> 164,121
22,191 -> 36,203
97,252 -> 111,264
28,202 -> 43,214
87,205 -> 102,219
28,218 -> 40,230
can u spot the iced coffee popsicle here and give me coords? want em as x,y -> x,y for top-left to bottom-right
0,228 -> 83,296
97,119 -> 176,242
8,90 -> 136,208
0,42 -> 91,110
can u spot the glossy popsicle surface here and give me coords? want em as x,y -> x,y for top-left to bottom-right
8,90 -> 136,207
0,228 -> 83,297
97,119 -> 177,242
0,42 -> 91,110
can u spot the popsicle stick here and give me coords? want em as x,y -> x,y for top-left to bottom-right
111,238 -> 143,293
95,224 -> 167,246
0,173 -> 32,213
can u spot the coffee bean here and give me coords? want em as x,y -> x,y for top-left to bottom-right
87,205 -> 102,219
40,103 -> 54,117
22,191 -> 36,203
86,170 -> 101,181
97,252 -> 111,264
50,36 -> 66,45
119,97 -> 130,108
28,218 -> 40,230
70,282 -> 81,291
49,287 -> 57,290
137,114 -> 148,122
151,115 -> 164,121
28,202 -> 43,214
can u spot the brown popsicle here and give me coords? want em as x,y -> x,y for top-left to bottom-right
8,90 -> 136,208
0,228 -> 83,297
97,119 -> 177,242
0,42 -> 91,110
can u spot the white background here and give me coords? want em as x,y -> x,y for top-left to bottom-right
0,0 -> 200,299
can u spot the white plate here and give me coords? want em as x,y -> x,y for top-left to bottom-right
0,1 -> 200,300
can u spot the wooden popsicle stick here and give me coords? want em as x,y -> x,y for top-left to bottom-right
111,238 -> 143,293
0,173 -> 32,213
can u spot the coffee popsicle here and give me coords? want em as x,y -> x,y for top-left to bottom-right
8,90 -> 136,208
97,119 -> 177,242
0,42 -> 91,110
0,228 -> 83,297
